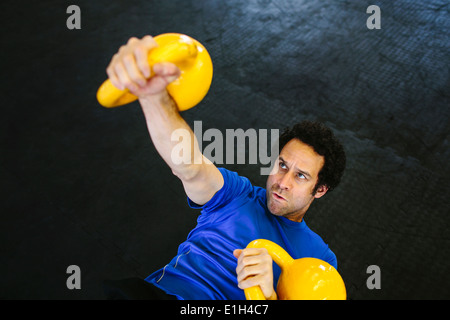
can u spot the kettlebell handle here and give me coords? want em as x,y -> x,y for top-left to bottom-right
244,239 -> 294,300
96,34 -> 211,109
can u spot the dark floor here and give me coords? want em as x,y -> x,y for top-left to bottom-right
1,0 -> 449,299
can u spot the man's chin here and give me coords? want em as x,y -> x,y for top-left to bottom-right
267,201 -> 305,222
267,200 -> 286,216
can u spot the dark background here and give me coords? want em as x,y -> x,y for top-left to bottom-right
1,0 -> 449,299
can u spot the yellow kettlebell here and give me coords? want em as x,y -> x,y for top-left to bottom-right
244,239 -> 346,300
96,33 -> 213,110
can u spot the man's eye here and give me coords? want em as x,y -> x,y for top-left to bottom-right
297,173 -> 306,179
279,162 -> 287,169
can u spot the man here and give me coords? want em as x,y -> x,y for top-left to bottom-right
104,36 -> 346,300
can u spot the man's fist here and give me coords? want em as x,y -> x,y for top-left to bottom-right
233,248 -> 277,300
106,35 -> 181,99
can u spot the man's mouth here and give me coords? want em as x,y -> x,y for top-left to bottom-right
272,192 -> 286,201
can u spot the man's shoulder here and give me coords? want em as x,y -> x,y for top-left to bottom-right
301,222 -> 338,269
217,167 -> 264,195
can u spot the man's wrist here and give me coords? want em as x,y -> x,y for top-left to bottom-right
139,91 -> 177,116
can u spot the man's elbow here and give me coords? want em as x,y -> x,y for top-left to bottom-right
171,164 -> 200,182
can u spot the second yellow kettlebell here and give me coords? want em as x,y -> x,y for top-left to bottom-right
244,239 -> 347,300
96,33 -> 213,110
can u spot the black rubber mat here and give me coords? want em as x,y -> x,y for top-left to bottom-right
1,0 -> 449,299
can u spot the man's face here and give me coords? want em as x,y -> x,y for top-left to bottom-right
266,138 -> 328,222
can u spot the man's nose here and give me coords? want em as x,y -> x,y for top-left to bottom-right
278,173 -> 292,190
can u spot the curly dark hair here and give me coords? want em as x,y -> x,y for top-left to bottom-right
278,121 -> 346,195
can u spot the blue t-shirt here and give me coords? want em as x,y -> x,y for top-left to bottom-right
145,168 -> 337,299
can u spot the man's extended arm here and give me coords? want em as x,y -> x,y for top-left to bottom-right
106,36 -> 223,205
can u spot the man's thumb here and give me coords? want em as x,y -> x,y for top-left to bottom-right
233,249 -> 243,259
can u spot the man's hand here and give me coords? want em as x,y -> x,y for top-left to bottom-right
106,35 -> 181,99
233,248 -> 277,300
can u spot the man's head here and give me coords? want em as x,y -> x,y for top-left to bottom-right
266,121 -> 346,222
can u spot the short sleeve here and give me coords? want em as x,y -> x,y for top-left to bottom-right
322,247 -> 338,270
187,168 -> 253,214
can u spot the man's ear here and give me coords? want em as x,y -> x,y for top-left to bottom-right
314,185 -> 329,199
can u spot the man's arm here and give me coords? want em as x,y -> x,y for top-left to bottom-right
139,91 -> 223,205
106,36 -> 223,205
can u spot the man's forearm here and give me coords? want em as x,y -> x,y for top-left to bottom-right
139,92 -> 202,180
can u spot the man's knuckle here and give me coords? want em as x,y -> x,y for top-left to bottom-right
127,37 -> 139,44
122,53 -> 134,63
